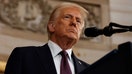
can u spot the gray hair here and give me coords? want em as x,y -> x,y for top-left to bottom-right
49,2 -> 88,21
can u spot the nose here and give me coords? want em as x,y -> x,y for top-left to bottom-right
70,18 -> 77,27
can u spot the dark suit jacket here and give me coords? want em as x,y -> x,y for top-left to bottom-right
4,44 -> 89,74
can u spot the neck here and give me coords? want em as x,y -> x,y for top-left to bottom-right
50,37 -> 77,50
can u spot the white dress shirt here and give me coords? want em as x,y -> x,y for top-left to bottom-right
48,40 -> 75,74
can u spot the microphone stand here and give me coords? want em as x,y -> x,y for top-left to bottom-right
103,22 -> 132,37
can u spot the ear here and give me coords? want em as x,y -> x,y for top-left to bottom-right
47,22 -> 55,32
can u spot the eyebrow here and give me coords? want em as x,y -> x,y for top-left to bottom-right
65,13 -> 82,20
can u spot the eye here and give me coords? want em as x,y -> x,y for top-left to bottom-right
76,18 -> 82,24
77,20 -> 81,23
64,15 -> 71,20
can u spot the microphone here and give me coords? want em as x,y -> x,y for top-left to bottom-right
84,22 -> 132,37
84,27 -> 103,37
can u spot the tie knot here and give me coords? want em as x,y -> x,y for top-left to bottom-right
60,51 -> 68,57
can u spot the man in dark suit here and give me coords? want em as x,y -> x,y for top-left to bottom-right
4,2 -> 89,74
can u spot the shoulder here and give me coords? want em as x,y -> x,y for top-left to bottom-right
13,46 -> 39,52
11,44 -> 48,55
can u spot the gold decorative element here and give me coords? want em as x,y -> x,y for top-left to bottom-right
0,61 -> 6,73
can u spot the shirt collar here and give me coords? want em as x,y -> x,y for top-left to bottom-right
48,40 -> 72,60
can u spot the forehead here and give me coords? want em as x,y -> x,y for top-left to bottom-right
60,7 -> 83,18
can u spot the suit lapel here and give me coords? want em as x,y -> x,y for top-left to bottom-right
72,52 -> 85,74
36,44 -> 57,74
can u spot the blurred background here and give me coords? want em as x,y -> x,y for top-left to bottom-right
0,0 -> 132,73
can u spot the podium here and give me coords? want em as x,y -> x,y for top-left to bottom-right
80,41 -> 132,74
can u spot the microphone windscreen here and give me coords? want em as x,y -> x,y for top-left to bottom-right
84,27 -> 100,37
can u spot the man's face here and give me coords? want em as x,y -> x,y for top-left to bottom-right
52,7 -> 84,41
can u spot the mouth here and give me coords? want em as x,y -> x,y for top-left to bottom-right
68,29 -> 77,34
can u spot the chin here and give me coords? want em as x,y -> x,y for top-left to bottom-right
68,36 -> 78,40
